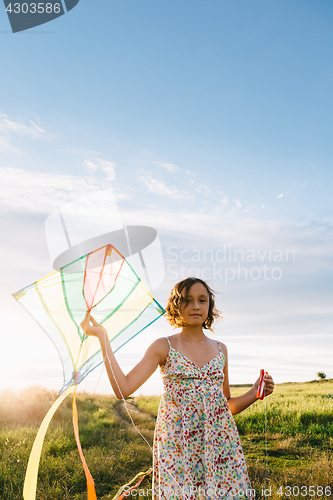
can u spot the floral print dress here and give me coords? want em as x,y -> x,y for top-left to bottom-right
152,337 -> 253,500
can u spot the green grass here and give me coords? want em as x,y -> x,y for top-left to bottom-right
231,381 -> 333,498
0,381 -> 332,499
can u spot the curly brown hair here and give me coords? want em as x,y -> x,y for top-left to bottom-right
165,277 -> 222,331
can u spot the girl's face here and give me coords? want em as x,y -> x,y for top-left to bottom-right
180,282 -> 210,327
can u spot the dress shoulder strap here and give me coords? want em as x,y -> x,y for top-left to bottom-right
216,341 -> 222,352
165,337 -> 172,348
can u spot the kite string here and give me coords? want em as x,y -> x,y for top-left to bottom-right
264,397 -> 268,486
102,329 -> 153,452
92,358 -> 106,395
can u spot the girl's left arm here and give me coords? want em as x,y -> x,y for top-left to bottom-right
220,343 -> 275,416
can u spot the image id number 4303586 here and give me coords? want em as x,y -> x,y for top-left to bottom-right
276,485 -> 331,496
5,3 -> 61,14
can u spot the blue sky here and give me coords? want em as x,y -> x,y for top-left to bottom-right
0,0 -> 332,395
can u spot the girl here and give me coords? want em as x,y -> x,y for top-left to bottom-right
82,277 -> 274,500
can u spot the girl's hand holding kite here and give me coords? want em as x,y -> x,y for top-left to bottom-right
81,312 -> 106,338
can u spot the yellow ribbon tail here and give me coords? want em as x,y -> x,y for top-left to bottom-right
72,387 -> 97,500
23,386 -> 74,500
111,468 -> 153,500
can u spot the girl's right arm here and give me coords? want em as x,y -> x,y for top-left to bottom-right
81,312 -> 166,399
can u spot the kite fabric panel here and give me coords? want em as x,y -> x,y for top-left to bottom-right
13,244 -> 165,393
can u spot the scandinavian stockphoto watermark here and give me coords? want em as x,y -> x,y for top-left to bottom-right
166,245 -> 296,284
122,485 -> 256,497
3,0 -> 80,33
119,484 -> 332,497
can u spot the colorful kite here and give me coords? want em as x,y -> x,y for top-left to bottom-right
13,244 -> 165,500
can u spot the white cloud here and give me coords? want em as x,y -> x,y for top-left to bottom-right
195,184 -> 211,196
0,136 -> 19,154
163,163 -> 178,172
139,173 -> 192,200
220,196 -> 229,207
0,113 -> 47,138
120,205 -> 333,271
0,113 -> 49,154
0,166 -> 125,215
83,159 -> 116,182
150,160 -> 179,172
156,162 -> 179,172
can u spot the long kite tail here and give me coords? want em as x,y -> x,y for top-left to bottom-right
23,386 -> 98,500
23,386 -> 74,500
111,468 -> 153,500
72,387 -> 97,500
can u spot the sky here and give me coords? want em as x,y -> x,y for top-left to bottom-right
0,0 -> 332,396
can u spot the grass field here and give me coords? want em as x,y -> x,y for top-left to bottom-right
0,380 -> 332,499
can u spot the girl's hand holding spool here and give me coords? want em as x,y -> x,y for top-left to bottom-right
254,370 -> 275,399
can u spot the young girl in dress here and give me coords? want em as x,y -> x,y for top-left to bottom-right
82,277 -> 274,500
